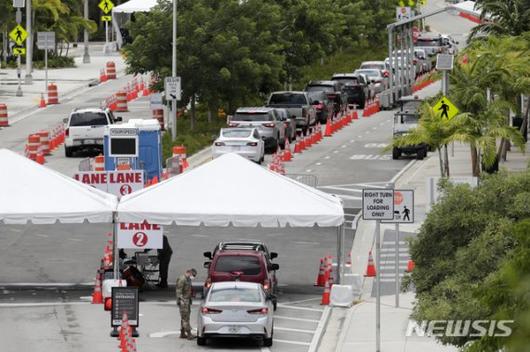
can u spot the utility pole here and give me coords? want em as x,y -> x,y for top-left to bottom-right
24,0 -> 32,84
171,0 -> 177,141
83,0 -> 90,63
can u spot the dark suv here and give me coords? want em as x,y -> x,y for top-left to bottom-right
331,73 -> 369,108
203,242 -> 279,308
305,80 -> 345,119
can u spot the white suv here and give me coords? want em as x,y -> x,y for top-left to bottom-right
64,108 -> 122,157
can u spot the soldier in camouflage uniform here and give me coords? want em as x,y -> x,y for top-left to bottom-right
176,268 -> 197,339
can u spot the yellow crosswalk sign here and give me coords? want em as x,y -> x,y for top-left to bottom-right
13,47 -> 26,56
98,0 -> 114,14
433,96 -> 459,120
101,15 -> 112,22
9,25 -> 27,46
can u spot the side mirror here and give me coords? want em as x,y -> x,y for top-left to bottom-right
63,117 -> 68,124
115,116 -> 123,122
270,252 -> 278,260
203,261 -> 211,269
203,251 -> 212,259
269,263 -> 279,271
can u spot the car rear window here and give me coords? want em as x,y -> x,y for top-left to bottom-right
355,69 -> 380,78
69,112 -> 108,126
269,93 -> 307,105
306,85 -> 334,93
233,112 -> 272,121
214,255 -> 261,275
209,287 -> 261,303
416,39 -> 440,47
222,129 -> 252,138
332,77 -> 359,85
360,64 -> 383,70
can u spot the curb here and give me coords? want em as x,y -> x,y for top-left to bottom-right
187,146 -> 212,169
308,305 -> 332,352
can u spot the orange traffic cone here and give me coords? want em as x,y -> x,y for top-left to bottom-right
282,138 -> 292,161
39,93 -> 46,108
406,259 -> 415,272
320,276 -> 331,305
35,152 -> 45,164
364,251 -> 376,277
92,272 -> 103,304
324,118 -> 332,137
293,140 -> 301,154
151,176 -> 159,185
314,258 -> 326,287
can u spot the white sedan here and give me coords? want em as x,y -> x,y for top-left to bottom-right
212,128 -> 265,164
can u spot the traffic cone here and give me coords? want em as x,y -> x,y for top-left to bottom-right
39,93 -> 46,108
406,259 -> 415,272
282,138 -> 292,161
320,276 -> 331,305
35,152 -> 45,164
294,140 -> 301,154
353,110 -> 359,120
314,258 -> 326,287
91,272 -> 103,304
324,118 -> 332,137
299,135 -> 306,151
365,251 -> 376,277
151,176 -> 159,185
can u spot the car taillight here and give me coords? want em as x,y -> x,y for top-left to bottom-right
65,128 -> 69,137
228,123 -> 239,127
247,308 -> 268,315
202,307 -> 222,314
263,279 -> 270,291
246,142 -> 258,146
204,278 -> 212,288
262,123 -> 275,128
383,71 -> 389,77
214,142 -> 225,146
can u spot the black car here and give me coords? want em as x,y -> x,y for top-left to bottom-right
305,80 -> 345,121
331,73 -> 368,109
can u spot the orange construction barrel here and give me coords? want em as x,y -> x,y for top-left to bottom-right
0,104 -> 8,127
115,91 -> 128,112
27,134 -> 41,160
106,61 -> 116,79
47,83 -> 59,104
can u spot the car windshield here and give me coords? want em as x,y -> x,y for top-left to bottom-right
361,64 -> 383,70
69,112 -> 108,126
416,39 -> 440,47
233,112 -> 272,121
209,287 -> 261,303
307,91 -> 326,102
355,70 -> 380,78
269,93 -> 307,105
222,129 -> 252,138
306,85 -> 334,93
214,255 -> 261,275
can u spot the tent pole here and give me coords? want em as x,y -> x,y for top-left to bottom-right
336,225 -> 343,284
113,212 -> 118,280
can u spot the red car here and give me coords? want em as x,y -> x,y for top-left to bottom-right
203,242 -> 279,309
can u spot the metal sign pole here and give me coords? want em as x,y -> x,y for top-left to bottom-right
25,0 -> 32,84
15,7 -> 23,97
387,27 -> 394,106
44,46 -> 48,94
104,20 -> 109,53
171,0 -> 177,141
395,222 -> 400,308
375,219 -> 381,352
113,212 -> 119,280
83,0 -> 90,63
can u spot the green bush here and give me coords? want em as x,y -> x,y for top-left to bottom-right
33,55 -> 75,69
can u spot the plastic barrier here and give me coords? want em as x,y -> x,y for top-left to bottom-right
106,61 -> 116,79
47,83 -> 59,104
0,104 -> 8,127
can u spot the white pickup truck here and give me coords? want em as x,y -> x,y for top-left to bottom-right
64,108 -> 122,157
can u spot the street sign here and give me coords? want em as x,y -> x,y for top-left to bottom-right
101,15 -> 112,22
9,24 -> 27,46
436,54 -> 454,71
111,287 -> 139,327
382,190 -> 414,223
13,47 -> 25,56
396,7 -> 412,21
98,0 -> 114,14
12,0 -> 25,8
362,189 -> 394,220
164,76 -> 181,101
432,96 -> 459,120
37,32 -> 55,50
117,222 -> 163,249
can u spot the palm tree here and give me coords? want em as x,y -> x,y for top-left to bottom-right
471,0 -> 530,38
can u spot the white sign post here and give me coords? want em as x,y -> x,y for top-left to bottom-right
362,189 -> 394,352
117,222 -> 163,249
382,190 -> 414,308
164,76 -> 181,101
37,31 -> 55,94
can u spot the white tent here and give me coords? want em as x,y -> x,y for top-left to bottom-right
112,0 -> 158,48
0,149 -> 117,224
450,1 -> 481,17
117,153 -> 344,227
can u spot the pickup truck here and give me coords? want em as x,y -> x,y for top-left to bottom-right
266,91 -> 316,135
64,108 -> 122,157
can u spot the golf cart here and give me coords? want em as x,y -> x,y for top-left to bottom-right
392,96 -> 428,160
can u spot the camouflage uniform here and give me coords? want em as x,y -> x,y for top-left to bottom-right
176,274 -> 193,338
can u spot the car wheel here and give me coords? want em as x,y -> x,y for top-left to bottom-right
392,147 -> 401,160
416,147 -> 427,160
197,336 -> 206,346
263,327 -> 273,347
65,146 -> 74,157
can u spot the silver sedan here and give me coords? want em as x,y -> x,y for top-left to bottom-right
212,128 -> 265,164
196,281 -> 274,347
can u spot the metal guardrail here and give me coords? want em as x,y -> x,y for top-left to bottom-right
286,173 -> 319,188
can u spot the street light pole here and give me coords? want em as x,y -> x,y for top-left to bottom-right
83,0 -> 90,63
24,0 -> 32,84
171,0 -> 177,141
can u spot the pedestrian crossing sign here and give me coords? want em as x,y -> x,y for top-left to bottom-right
101,15 -> 112,22
98,0 -> 114,14
9,24 -> 27,46
432,96 -> 459,120
13,47 -> 25,56
382,190 -> 414,223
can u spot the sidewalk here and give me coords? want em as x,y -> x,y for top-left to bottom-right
323,92 -> 530,351
0,42 -> 126,120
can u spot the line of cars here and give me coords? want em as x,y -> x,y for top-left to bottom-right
197,241 -> 279,346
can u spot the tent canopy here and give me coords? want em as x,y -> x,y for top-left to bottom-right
117,153 -> 344,227
450,1 -> 479,16
112,0 -> 158,14
0,149 -> 117,224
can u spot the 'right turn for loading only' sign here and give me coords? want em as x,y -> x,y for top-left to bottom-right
362,189 -> 394,220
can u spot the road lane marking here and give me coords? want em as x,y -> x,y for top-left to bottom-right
279,297 -> 321,305
349,154 -> 392,160
332,194 -> 362,200
306,169 -> 312,173
315,162 -> 322,166
149,331 -> 179,338
320,186 -> 362,193
277,304 -> 323,312
274,339 -> 311,346
358,135 -> 363,138
333,150 -> 339,153
364,143 -> 388,148
275,326 -> 315,334
324,155 -> 330,159
274,315 -> 320,323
